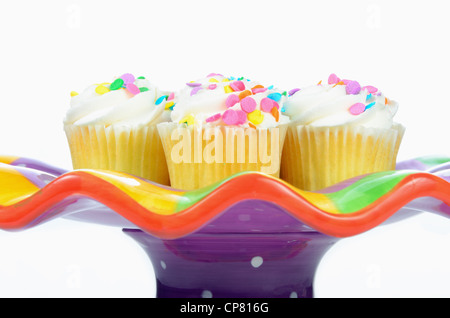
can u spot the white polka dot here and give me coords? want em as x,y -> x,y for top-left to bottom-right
201,290 -> 213,298
238,214 -> 251,221
290,291 -> 298,298
251,256 -> 263,268
160,260 -> 166,270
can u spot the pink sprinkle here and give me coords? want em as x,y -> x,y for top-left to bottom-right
346,81 -> 361,95
240,96 -> 257,113
222,109 -> 238,125
235,110 -> 247,125
191,87 -> 202,96
186,82 -> 202,87
121,73 -> 135,84
272,101 -> 280,109
349,103 -> 366,115
208,84 -> 217,90
167,92 -> 175,101
362,85 -> 378,94
328,74 -> 340,85
230,81 -> 245,92
261,98 -> 274,112
126,83 -> 140,95
252,87 -> 267,94
225,94 -> 240,108
206,113 -> 221,123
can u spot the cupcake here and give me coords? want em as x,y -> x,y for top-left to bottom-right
64,73 -> 174,185
157,73 -> 289,190
281,74 -> 404,191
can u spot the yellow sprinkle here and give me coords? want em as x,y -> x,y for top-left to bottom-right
221,78 -> 230,82
180,114 -> 195,126
209,78 -> 219,83
165,101 -> 175,110
247,110 -> 264,125
224,85 -> 234,93
70,91 -> 79,97
95,85 -> 110,95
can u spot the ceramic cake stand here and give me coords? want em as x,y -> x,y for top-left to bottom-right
0,155 -> 450,298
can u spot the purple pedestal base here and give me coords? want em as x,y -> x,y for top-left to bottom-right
122,200 -> 339,298
124,229 -> 337,298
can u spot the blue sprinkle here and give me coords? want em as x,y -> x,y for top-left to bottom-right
229,76 -> 235,80
267,85 -> 274,90
281,107 -> 286,113
155,95 -> 168,105
267,92 -> 282,102
365,102 -> 376,110
366,94 -> 373,101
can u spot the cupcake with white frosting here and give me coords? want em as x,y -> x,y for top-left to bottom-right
64,73 -> 174,185
280,74 -> 405,191
157,73 -> 289,190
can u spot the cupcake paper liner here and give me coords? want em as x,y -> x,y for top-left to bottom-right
64,124 -> 170,185
280,123 -> 405,191
157,122 -> 287,190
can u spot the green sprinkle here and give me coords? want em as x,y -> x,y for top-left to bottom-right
137,76 -> 146,80
282,91 -> 287,96
139,87 -> 149,92
110,78 -> 124,91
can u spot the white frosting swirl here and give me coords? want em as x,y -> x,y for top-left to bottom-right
65,76 -> 172,127
171,73 -> 289,129
284,77 -> 399,129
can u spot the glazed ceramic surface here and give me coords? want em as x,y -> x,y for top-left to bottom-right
0,155 -> 449,297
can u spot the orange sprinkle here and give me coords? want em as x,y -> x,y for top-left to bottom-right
271,107 -> 279,122
317,80 -> 322,85
385,97 -> 389,105
248,122 -> 257,129
251,84 -> 264,90
333,81 -> 345,88
239,90 -> 252,100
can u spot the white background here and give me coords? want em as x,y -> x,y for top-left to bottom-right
0,0 -> 450,298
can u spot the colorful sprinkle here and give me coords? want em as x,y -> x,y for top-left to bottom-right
366,93 -> 372,101
70,91 -> 78,97
191,87 -> 202,96
248,122 -> 257,129
236,110 -> 247,125
240,96 -> 257,113
110,78 -> 125,91
180,115 -> 195,126
267,92 -> 282,102
121,73 -> 135,84
95,85 -> 110,95
165,101 -> 175,110
126,83 -> 140,95
288,88 -> 300,96
247,109 -> 264,125
225,94 -> 240,108
137,76 -> 146,80
155,95 -> 168,105
238,90 -> 252,100
208,84 -> 217,90
206,113 -> 221,123
332,81 -> 345,88
252,87 -> 267,94
346,81 -> 361,95
209,78 -> 219,83
365,102 -> 376,110
222,109 -> 239,125
167,92 -> 175,101
139,87 -> 149,93
317,80 -> 323,86
261,98 -> 275,112
271,107 -> 279,122
362,86 -> 378,94
224,86 -> 234,93
385,97 -> 389,105
328,74 -> 340,85
349,103 -> 366,115
186,82 -> 202,87
230,81 -> 245,92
